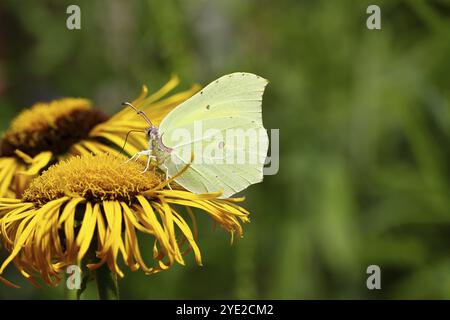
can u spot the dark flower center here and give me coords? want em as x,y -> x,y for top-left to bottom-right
0,107 -> 109,157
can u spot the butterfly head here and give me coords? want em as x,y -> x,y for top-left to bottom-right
145,125 -> 159,140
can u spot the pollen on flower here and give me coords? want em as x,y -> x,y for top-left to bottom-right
23,153 -> 161,205
0,98 -> 109,157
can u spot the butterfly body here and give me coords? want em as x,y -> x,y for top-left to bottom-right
145,125 -> 171,160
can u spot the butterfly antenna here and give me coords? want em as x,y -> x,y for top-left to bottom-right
122,102 -> 153,126
119,129 -> 146,156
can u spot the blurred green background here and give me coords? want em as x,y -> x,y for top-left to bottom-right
1,0 -> 450,299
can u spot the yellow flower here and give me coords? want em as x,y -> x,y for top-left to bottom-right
0,76 -> 199,198
0,153 -> 249,288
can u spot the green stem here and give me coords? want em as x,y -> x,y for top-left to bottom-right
95,264 -> 119,300
64,281 -> 79,300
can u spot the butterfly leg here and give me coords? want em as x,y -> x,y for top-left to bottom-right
142,155 -> 156,173
134,150 -> 155,173
126,149 -> 153,163
160,163 -> 172,190
125,152 -> 140,163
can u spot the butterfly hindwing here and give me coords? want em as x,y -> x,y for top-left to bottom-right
158,72 -> 269,198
